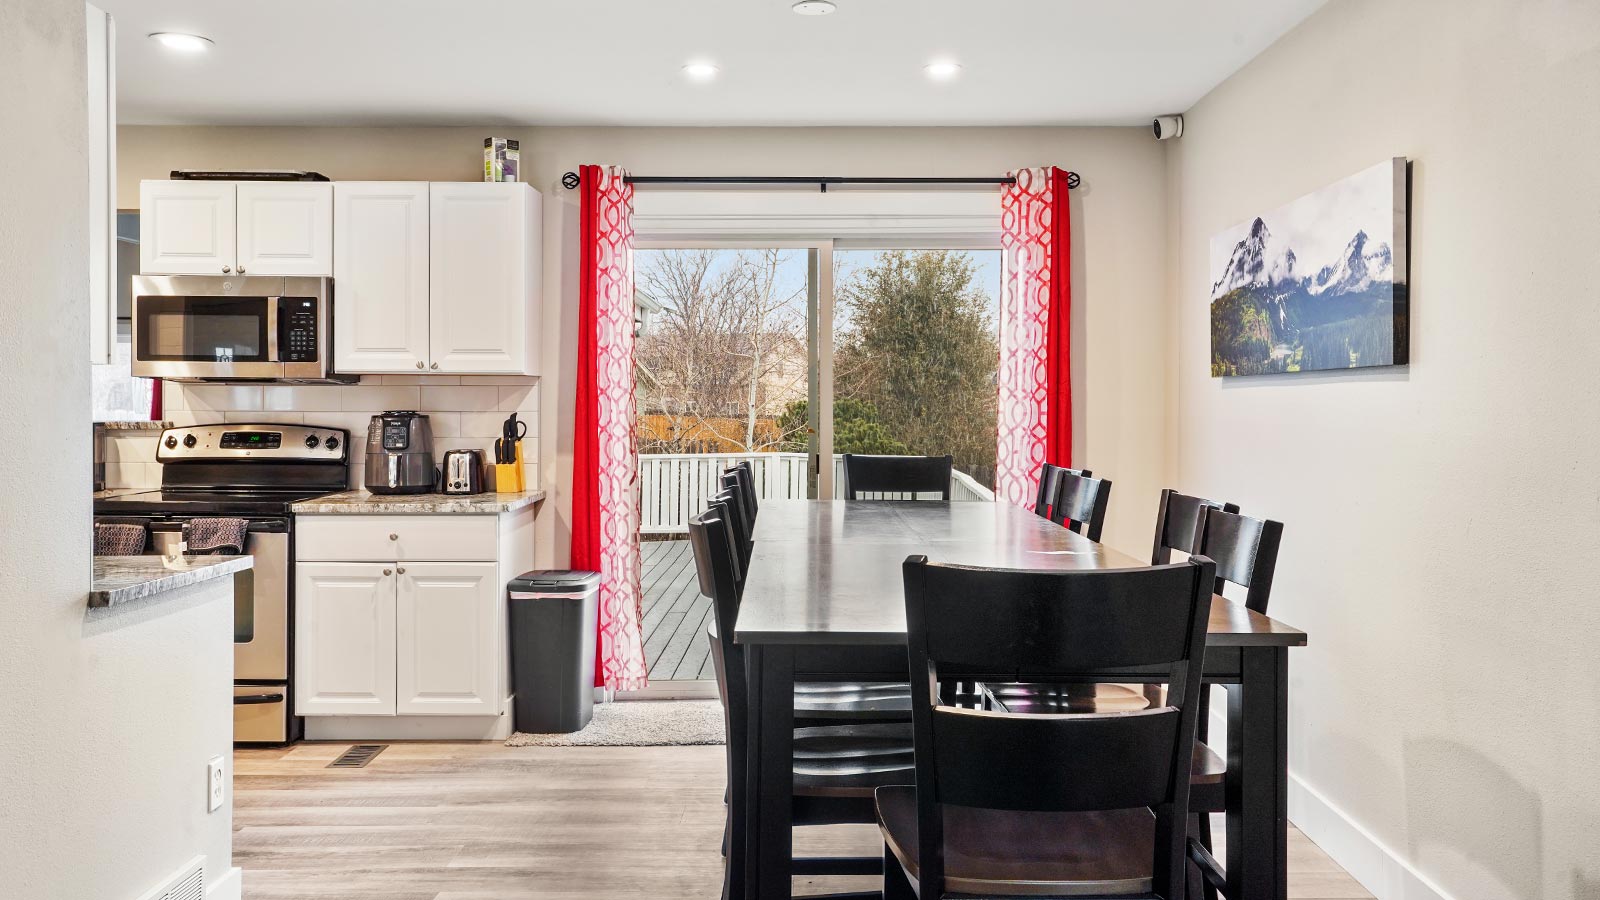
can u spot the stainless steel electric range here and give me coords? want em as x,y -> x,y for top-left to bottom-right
93,423 -> 350,744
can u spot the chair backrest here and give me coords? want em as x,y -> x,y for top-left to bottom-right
1150,489 -> 1240,565
719,470 -> 755,529
1195,507 -> 1283,614
732,461 -> 759,519
1032,464 -> 1093,518
687,511 -> 751,867
708,489 -> 752,576
1049,471 -> 1112,542
902,556 -> 1214,900
842,453 -> 954,500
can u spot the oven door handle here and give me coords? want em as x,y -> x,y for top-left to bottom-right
233,692 -> 285,706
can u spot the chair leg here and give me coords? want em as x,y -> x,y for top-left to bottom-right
883,843 -> 917,900
1197,811 -> 1219,900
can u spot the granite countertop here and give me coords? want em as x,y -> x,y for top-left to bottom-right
291,489 -> 545,515
95,420 -> 173,431
90,555 -> 254,608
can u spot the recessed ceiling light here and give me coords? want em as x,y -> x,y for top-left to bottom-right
149,32 -> 213,53
924,60 -> 962,81
792,0 -> 837,14
682,62 -> 720,82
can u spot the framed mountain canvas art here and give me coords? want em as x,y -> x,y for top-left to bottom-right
1209,158 -> 1409,376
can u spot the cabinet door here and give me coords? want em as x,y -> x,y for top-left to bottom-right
333,183 -> 431,373
296,563 -> 396,716
139,180 -> 235,275
428,183 -> 538,375
395,562 -> 500,715
237,182 -> 334,276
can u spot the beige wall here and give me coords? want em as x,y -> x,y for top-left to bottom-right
0,1 -> 235,896
118,125 -> 1172,564
1167,2 -> 1600,898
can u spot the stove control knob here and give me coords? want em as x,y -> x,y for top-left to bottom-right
164,435 -> 178,449
324,436 -> 340,452
182,434 -> 198,448
304,434 -> 320,449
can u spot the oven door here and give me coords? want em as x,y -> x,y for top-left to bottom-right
131,284 -> 282,380
149,518 -> 290,682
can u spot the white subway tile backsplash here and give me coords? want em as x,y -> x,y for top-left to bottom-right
160,382 -> 184,410
263,385 -> 346,412
226,411 -> 304,425
308,411 -> 382,441
467,375 -> 539,386
420,385 -> 499,411
496,384 -> 540,413
460,411 -> 517,438
427,412 -> 463,438
184,385 -> 263,412
163,411 -> 212,427
339,385 -> 421,412
106,434 -> 157,464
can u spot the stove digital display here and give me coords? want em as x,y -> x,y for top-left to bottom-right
220,431 -> 282,449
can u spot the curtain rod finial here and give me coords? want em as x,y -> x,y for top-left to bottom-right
562,171 -> 581,190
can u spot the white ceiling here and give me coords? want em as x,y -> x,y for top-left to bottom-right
100,0 -> 1328,127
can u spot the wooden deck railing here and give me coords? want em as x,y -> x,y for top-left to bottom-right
639,452 -> 995,535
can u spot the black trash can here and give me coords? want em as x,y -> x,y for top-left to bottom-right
507,570 -> 602,733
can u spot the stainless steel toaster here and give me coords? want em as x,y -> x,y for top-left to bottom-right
441,449 -> 487,495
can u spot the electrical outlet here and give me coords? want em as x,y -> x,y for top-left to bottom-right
206,756 -> 225,812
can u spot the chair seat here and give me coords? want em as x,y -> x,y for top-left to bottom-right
981,682 -> 1156,714
795,681 -> 913,719
793,723 -> 914,798
875,785 -> 1156,897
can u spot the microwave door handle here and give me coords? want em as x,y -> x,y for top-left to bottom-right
266,297 -> 280,363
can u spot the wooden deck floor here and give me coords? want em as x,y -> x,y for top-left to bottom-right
641,539 -> 714,681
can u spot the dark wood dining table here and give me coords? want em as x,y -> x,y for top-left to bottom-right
733,499 -> 1307,900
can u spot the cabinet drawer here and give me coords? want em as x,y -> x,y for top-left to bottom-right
297,515 -> 497,562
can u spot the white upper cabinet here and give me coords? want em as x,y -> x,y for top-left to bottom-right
139,180 -> 333,276
140,181 -> 236,275
236,182 -> 333,276
333,182 -> 431,373
428,182 -> 541,375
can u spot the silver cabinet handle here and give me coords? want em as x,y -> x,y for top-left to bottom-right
396,567 -> 406,575
416,360 -> 425,369
383,568 -> 392,576
429,362 -> 439,370
237,265 -> 246,273
222,266 -> 232,273
388,533 -> 398,541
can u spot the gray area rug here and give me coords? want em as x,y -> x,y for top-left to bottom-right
505,700 -> 725,747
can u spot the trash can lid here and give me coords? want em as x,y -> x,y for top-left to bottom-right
508,570 -> 601,596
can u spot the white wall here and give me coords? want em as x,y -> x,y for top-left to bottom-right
0,1 -> 236,896
116,125 -> 1172,565
1167,2 -> 1600,899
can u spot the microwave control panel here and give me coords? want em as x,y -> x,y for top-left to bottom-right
280,297 -> 319,362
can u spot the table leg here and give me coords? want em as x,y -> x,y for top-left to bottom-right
746,645 -> 795,900
1226,646 -> 1289,900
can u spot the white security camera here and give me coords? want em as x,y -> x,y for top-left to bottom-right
1152,115 -> 1185,140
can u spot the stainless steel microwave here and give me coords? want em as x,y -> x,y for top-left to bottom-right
130,275 -> 355,383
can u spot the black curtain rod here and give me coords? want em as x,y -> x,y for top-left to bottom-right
559,171 -> 1080,191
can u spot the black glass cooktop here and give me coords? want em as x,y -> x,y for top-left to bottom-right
93,489 -> 337,518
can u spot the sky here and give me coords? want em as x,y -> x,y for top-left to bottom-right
1208,158 -> 1402,286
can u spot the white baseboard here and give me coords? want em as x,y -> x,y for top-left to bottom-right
1288,774 -> 1454,900
206,866 -> 242,900
1206,703 -> 1452,900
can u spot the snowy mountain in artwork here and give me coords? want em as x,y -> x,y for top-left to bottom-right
1207,159 -> 1409,376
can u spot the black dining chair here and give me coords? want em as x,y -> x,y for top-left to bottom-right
690,512 -> 914,900
704,492 -> 911,727
731,460 -> 759,520
1184,506 -> 1284,899
1032,463 -> 1092,519
880,554 -> 1216,900
1048,471 -> 1112,542
842,454 -> 954,500
721,466 -> 758,526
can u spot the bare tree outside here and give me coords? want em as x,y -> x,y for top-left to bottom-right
634,249 -> 810,454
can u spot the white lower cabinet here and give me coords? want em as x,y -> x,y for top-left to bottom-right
395,562 -> 499,715
295,511 -> 531,738
296,563 -> 397,716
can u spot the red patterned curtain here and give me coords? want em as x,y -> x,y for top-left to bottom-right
996,167 -> 1072,509
573,165 -> 648,691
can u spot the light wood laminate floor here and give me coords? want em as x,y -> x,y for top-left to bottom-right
235,741 -> 1373,899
